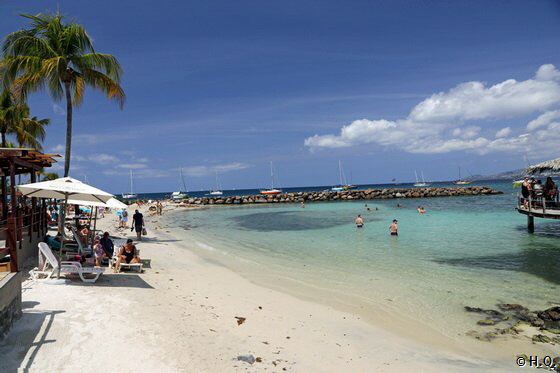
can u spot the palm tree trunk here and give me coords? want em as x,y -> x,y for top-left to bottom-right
63,81 -> 73,177
1,130 -> 5,147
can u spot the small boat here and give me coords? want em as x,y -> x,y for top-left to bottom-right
172,168 -> 188,200
454,166 -> 472,185
331,161 -> 356,191
171,191 -> 188,200
122,170 -> 137,199
413,170 -> 430,187
260,188 -> 282,195
208,172 -> 223,195
260,161 -> 282,195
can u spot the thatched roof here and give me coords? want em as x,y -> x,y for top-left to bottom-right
527,158 -> 560,174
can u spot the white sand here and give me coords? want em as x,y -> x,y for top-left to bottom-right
0,204 -> 554,372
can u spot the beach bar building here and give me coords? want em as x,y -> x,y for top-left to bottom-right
0,148 -> 58,337
516,158 -> 560,233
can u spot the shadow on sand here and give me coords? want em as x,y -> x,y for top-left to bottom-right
63,273 -> 154,289
0,301 -> 65,373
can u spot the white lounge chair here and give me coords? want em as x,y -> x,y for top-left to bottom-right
31,242 -> 105,283
68,226 -> 92,255
110,246 -> 143,273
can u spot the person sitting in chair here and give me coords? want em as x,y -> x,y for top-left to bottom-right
114,239 -> 141,273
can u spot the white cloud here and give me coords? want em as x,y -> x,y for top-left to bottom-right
304,64 -> 560,156
495,127 -> 511,138
452,126 -> 480,139
526,110 -> 560,131
52,103 -> 65,116
117,163 -> 148,169
103,168 -> 170,178
50,144 -> 65,153
535,64 -> 560,81
89,154 -> 119,164
182,162 -> 251,177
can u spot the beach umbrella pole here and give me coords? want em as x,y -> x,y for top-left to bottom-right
92,207 -> 98,245
58,195 -> 69,278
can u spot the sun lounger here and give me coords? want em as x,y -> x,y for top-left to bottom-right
31,242 -> 105,283
110,246 -> 143,273
68,226 -> 92,255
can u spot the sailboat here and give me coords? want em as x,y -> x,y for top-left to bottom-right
122,170 -> 137,199
331,160 -> 356,191
260,162 -> 282,195
209,171 -> 223,195
413,170 -> 430,187
454,166 -> 472,185
171,168 -> 188,200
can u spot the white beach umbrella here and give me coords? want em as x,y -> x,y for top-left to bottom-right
66,197 -> 127,209
16,177 -> 114,276
16,177 -> 113,203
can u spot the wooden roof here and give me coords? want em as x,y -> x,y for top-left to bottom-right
0,148 -> 60,175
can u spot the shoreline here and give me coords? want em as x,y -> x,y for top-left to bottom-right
0,203 -> 554,372
158,206 -> 557,366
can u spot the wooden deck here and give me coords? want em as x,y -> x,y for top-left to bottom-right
517,206 -> 560,219
517,194 -> 560,232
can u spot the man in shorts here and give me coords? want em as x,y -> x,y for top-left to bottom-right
389,219 -> 398,236
132,209 -> 145,241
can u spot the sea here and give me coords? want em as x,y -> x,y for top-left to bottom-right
159,180 -> 560,344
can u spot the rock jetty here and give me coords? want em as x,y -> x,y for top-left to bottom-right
185,186 -> 502,206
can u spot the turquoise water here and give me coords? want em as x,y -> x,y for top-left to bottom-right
164,181 -> 560,340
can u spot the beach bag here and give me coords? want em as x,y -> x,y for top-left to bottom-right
142,228 -> 147,236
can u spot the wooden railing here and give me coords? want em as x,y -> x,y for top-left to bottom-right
0,205 -> 48,272
517,193 -> 560,215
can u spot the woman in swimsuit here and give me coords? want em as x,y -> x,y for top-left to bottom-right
114,239 -> 141,272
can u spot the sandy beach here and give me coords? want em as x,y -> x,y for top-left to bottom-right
0,203 -> 555,372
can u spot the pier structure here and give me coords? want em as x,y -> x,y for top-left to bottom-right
516,194 -> 560,233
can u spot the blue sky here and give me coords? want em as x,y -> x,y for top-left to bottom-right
2,0 -> 560,193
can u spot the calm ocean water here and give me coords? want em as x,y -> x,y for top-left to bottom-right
161,180 -> 560,340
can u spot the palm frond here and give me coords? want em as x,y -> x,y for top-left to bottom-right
76,53 -> 123,81
62,24 -> 95,55
81,68 -> 125,108
72,75 -> 85,106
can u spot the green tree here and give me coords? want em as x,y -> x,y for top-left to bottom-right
40,170 -> 59,181
0,87 -> 49,149
1,13 -> 125,176
0,88 -> 24,147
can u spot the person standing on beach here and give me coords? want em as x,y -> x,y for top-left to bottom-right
120,208 -> 128,229
389,219 -> 398,236
355,214 -> 364,228
131,209 -> 145,241
156,201 -> 163,215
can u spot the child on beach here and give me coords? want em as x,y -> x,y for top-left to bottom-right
93,238 -> 104,267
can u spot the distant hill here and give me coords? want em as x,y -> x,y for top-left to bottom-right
467,168 -> 560,181
469,168 -> 525,181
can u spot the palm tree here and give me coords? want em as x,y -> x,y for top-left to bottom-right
16,114 -> 49,150
0,88 -> 24,147
1,13 -> 125,176
40,171 -> 59,181
0,87 -> 49,149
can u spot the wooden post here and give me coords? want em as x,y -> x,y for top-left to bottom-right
6,215 -> 18,272
30,169 -> 37,233
528,215 -> 534,233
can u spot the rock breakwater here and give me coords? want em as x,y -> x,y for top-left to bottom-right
185,186 -> 502,206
